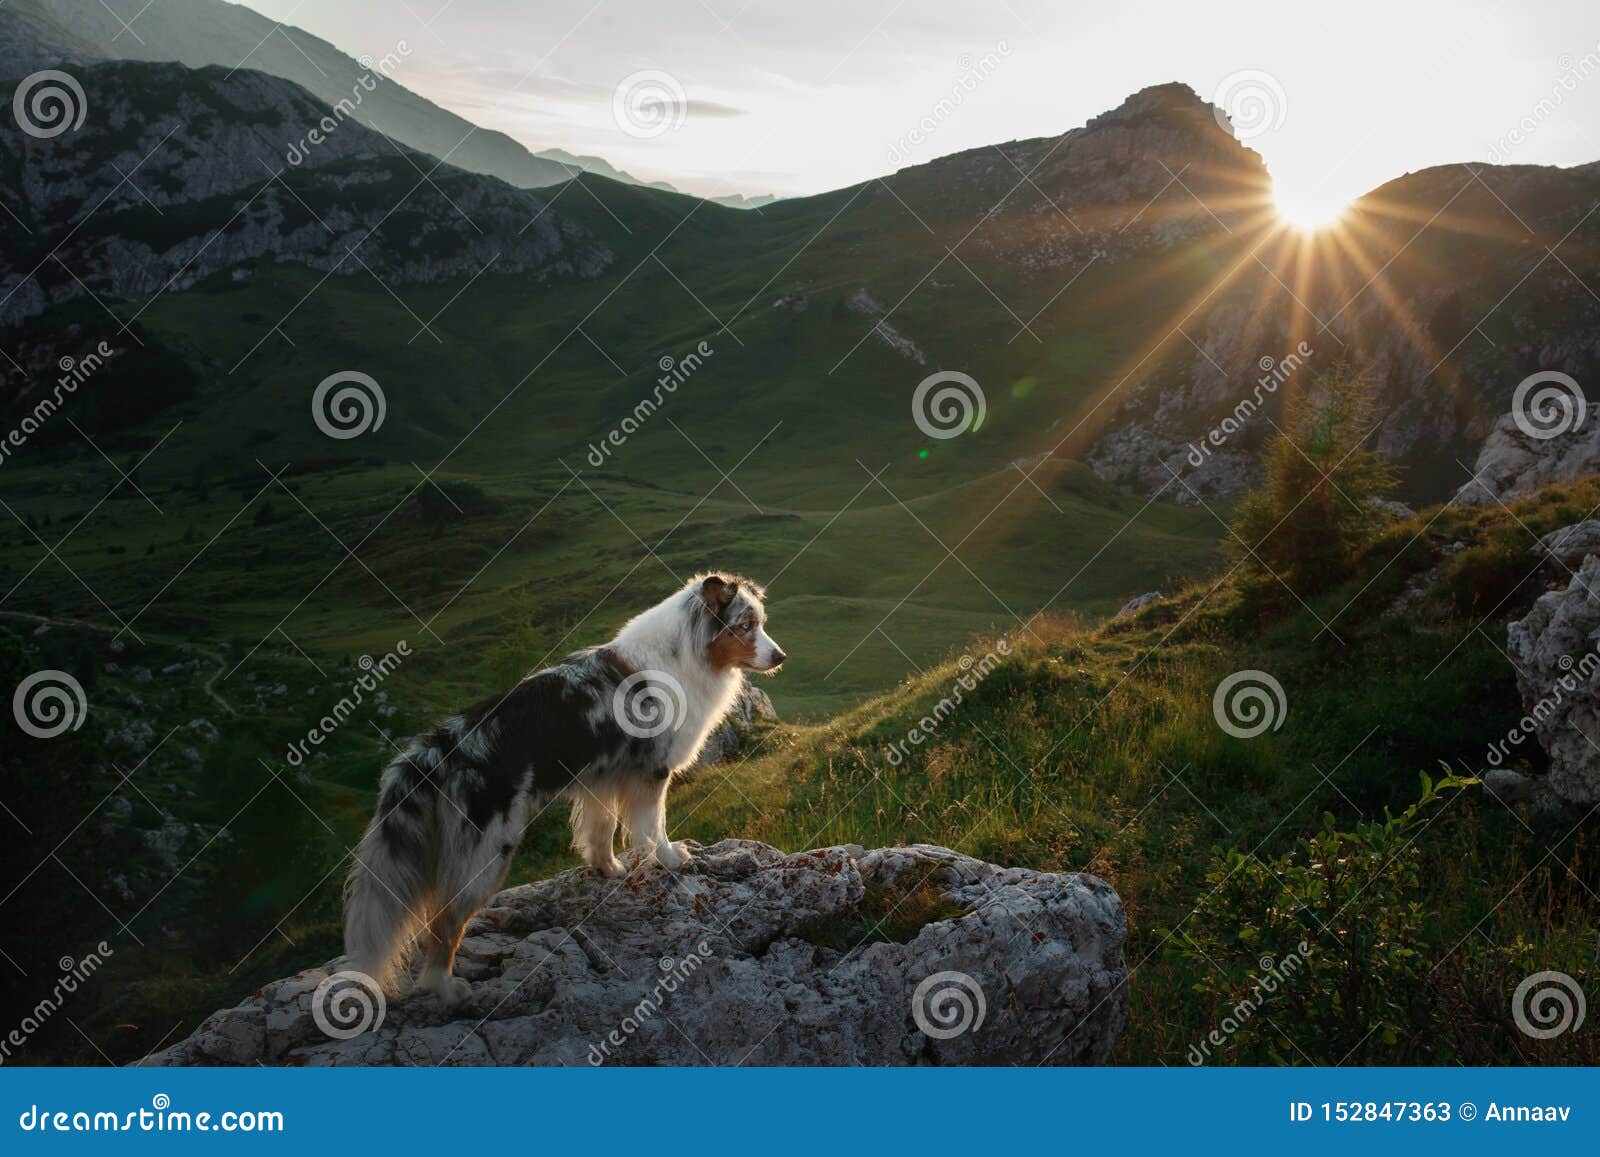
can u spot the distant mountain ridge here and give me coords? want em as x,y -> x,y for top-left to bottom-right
0,0 -> 775,209
0,60 -> 610,322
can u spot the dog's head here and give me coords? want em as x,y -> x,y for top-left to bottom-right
694,573 -> 785,675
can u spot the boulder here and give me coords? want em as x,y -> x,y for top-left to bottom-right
141,840 -> 1128,1067
1115,591 -> 1165,619
1530,520 -> 1600,568
1453,411 -> 1600,505
1504,552 -> 1600,804
693,682 -> 777,769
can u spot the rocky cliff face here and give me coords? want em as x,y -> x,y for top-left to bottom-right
1084,156 -> 1600,505
0,61 -> 610,323
142,839 -> 1129,1066
1506,539 -> 1600,805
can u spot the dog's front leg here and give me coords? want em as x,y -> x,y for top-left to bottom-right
626,776 -> 690,871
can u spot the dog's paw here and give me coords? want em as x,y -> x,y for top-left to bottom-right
591,856 -> 625,879
423,973 -> 471,1007
654,841 -> 693,871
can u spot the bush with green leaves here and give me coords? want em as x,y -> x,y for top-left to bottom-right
1168,771 -> 1473,1065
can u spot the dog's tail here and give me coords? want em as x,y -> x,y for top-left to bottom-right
343,757 -> 438,991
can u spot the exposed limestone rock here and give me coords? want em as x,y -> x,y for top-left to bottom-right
1454,413 -> 1600,506
1115,591 -> 1165,618
1504,552 -> 1600,804
1530,519 -> 1600,567
142,840 -> 1129,1067
0,62 -> 610,321
693,683 -> 777,769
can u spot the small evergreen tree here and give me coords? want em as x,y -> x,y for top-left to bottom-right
1228,363 -> 1397,594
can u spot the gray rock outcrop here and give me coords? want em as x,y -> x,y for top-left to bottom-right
1454,412 -> 1600,506
0,61 -> 611,321
693,683 -> 777,769
1504,552 -> 1600,804
1530,519 -> 1600,567
1115,591 -> 1165,618
141,839 -> 1129,1066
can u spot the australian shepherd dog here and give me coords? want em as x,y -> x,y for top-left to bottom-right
343,572 -> 785,1003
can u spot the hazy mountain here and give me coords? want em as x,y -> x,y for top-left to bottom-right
0,61 -> 610,325
0,0 -> 774,208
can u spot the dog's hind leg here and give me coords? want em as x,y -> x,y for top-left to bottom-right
570,791 -> 623,878
418,808 -> 522,1005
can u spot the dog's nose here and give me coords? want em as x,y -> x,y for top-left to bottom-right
770,648 -> 786,667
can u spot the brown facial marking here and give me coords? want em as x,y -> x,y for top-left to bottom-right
706,618 -> 757,672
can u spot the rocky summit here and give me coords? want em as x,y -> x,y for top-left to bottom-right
141,840 -> 1129,1066
0,61 -> 611,321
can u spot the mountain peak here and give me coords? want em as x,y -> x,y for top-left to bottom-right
1088,82 -> 1213,127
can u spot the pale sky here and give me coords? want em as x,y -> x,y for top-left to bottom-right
247,0 -> 1600,216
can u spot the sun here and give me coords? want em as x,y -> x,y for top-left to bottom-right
1273,182 -> 1351,233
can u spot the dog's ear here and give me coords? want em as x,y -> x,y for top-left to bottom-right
700,574 -> 737,611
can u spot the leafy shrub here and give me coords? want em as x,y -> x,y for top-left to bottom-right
1169,771 -> 1472,1064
